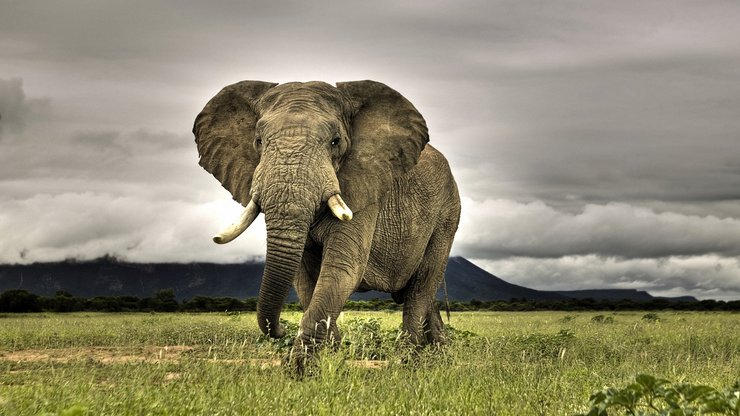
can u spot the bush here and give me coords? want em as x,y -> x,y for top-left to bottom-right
0,289 -> 42,312
256,318 -> 299,353
514,329 -> 575,359
1,289 -> 739,313
591,314 -> 614,324
45,291 -> 84,312
255,317 -> 478,361
642,313 -> 661,323
578,374 -> 740,416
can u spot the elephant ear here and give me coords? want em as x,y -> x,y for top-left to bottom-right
193,81 -> 278,206
335,80 -> 429,212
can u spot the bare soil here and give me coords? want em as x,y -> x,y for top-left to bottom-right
0,347 -> 389,368
0,346 -> 193,364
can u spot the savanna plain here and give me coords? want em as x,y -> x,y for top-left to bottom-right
0,311 -> 737,415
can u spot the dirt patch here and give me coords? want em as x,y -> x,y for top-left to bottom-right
352,359 -> 389,369
0,347 -> 389,369
164,372 -> 182,381
215,358 -> 389,369
0,346 -> 193,364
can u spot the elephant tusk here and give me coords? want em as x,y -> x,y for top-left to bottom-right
213,199 -> 261,244
328,194 -> 353,221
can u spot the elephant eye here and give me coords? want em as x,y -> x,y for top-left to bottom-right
330,137 -> 340,146
255,138 -> 262,147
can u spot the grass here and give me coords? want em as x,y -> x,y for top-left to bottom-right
0,311 -> 738,415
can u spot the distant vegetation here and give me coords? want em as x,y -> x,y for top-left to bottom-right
1,289 -> 738,313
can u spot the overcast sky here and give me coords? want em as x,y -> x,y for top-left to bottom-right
1,1 -> 739,300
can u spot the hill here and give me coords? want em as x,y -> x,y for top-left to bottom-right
0,256 -> 696,302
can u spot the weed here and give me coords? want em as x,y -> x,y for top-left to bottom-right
342,317 -> 397,360
578,374 -> 740,416
255,319 -> 299,353
514,329 -> 576,359
560,315 -> 577,323
592,315 -> 614,324
445,325 -> 478,343
642,313 -> 661,323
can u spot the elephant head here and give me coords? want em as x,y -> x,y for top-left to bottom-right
193,80 -> 428,338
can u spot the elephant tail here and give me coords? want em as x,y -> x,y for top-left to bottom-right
442,276 -> 451,324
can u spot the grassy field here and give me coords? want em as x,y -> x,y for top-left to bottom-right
0,311 -> 737,415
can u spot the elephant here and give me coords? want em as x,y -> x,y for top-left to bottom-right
192,80 -> 460,365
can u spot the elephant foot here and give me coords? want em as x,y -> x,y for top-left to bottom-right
423,322 -> 446,346
401,316 -> 446,347
283,339 -> 315,378
397,319 -> 448,366
396,339 -> 449,369
283,333 -> 333,378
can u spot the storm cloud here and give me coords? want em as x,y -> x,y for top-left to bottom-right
1,1 -> 739,299
455,198 -> 740,259
473,255 -> 740,301
0,78 -> 50,138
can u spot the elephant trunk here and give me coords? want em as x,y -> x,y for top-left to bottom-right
257,225 -> 307,338
247,133 -> 353,338
256,194 -> 353,338
256,197 -> 314,338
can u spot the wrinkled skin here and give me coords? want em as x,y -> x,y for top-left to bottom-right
193,80 -> 460,368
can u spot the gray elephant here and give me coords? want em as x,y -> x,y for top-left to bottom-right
192,80 -> 460,363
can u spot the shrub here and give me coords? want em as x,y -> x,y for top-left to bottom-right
0,289 -> 42,312
642,313 -> 660,323
592,315 -> 614,324
560,315 -> 576,323
578,374 -> 740,416
255,317 -> 478,361
514,329 -> 575,359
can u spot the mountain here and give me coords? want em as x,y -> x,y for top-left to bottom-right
0,256 -> 696,302
553,289 -> 654,301
552,290 -> 700,303
437,257 -> 568,301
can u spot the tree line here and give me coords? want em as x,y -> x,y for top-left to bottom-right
0,289 -> 738,313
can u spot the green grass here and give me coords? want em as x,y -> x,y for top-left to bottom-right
0,311 -> 738,415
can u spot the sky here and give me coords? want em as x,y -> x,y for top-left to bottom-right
1,0 -> 739,300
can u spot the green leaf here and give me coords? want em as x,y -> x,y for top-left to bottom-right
675,383 -> 717,403
580,375 -> 739,416
661,387 -> 682,409
636,373 -> 670,393
611,387 -> 642,410
60,404 -> 88,416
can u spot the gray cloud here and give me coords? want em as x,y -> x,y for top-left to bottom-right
0,78 -> 50,139
440,54 -> 740,211
473,255 -> 740,301
454,198 -> 740,259
0,79 -> 257,264
0,191 -> 267,264
1,2 -> 739,299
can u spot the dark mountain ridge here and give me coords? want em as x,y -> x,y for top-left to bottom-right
0,256 -> 697,302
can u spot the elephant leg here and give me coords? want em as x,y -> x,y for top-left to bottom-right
423,302 -> 446,345
294,252 -> 341,342
294,246 -> 321,311
291,243 -> 343,348
296,211 -> 377,351
401,273 -> 437,345
402,226 -> 455,345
